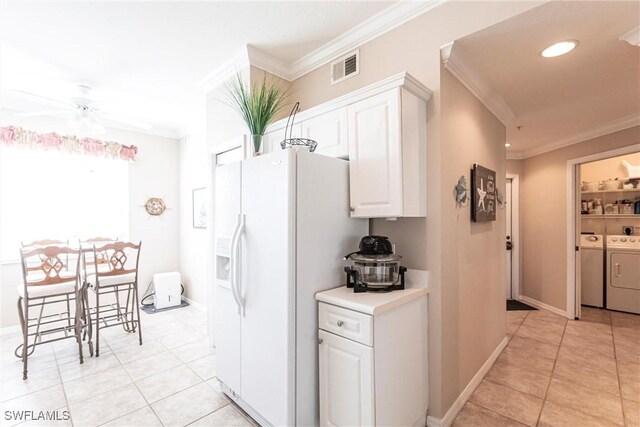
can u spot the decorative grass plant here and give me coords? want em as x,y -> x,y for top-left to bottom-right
226,73 -> 288,154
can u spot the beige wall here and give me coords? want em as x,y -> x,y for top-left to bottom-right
440,66 -> 507,409
520,126 -> 640,311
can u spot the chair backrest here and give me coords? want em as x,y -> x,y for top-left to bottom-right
81,237 -> 117,270
87,241 -> 142,285
20,239 -> 70,274
21,239 -> 67,248
20,245 -> 81,287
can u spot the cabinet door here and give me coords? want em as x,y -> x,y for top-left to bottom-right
319,330 -> 374,427
301,108 -> 349,158
263,124 -> 301,154
347,90 -> 402,218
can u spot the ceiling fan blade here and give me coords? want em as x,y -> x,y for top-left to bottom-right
98,112 -> 153,131
9,89 -> 76,110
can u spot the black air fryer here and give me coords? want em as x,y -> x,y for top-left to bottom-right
344,235 -> 407,293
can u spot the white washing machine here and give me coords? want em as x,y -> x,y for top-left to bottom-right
606,235 -> 640,314
581,234 -> 604,308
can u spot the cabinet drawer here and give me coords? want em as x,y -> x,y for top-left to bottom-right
319,303 -> 373,346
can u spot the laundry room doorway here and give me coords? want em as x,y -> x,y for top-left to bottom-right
567,146 -> 640,320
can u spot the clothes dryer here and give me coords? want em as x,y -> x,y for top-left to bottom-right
606,235 -> 640,314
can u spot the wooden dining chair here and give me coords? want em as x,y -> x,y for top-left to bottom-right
20,239 -> 75,333
16,245 -> 84,380
83,241 -> 142,357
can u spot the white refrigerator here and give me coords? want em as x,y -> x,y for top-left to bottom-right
214,148 -> 368,426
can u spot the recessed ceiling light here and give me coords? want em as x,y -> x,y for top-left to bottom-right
505,143 -> 511,148
541,40 -> 579,58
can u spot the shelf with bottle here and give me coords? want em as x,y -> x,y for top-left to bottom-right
581,188 -> 640,195
581,214 -> 640,219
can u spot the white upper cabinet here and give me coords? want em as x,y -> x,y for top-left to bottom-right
302,108 -> 349,159
262,72 -> 431,218
348,85 -> 427,218
347,90 -> 402,218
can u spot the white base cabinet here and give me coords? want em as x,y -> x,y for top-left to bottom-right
318,330 -> 374,427
317,287 -> 429,427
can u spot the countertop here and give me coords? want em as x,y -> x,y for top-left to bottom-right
316,285 -> 429,316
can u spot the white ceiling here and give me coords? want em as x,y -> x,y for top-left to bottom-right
451,1 -> 640,158
0,1 -> 394,138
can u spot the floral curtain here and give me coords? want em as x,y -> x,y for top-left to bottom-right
0,126 -> 138,161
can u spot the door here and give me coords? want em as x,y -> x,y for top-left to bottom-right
240,149 -> 295,426
347,89 -> 402,218
301,108 -> 349,158
574,164 -> 582,319
319,330 -> 374,427
505,179 -> 513,299
214,162 -> 242,394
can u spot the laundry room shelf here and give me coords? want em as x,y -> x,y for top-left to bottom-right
581,188 -> 640,195
581,214 -> 640,219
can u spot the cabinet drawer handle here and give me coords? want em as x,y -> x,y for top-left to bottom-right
319,338 -> 323,344
349,207 -> 355,212
337,320 -> 344,327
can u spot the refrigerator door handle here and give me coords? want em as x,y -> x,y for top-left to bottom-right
229,215 -> 243,313
235,214 -> 246,316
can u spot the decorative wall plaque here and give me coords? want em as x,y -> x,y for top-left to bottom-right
471,164 -> 496,222
144,197 -> 166,216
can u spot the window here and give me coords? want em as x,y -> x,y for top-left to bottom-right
0,146 -> 129,261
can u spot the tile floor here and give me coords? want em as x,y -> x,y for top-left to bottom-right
453,307 -> 640,427
3,303 -> 637,427
0,305 -> 256,427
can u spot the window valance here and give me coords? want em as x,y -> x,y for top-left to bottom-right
0,125 -> 137,161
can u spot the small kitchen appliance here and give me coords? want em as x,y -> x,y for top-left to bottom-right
344,235 -> 407,293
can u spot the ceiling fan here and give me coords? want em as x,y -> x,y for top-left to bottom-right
12,84 -> 153,134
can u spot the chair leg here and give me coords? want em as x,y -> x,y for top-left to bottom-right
66,293 -> 72,332
134,283 -> 143,346
95,289 -> 100,357
21,298 -> 28,380
84,286 -> 93,357
75,291 -> 84,364
82,285 -> 93,357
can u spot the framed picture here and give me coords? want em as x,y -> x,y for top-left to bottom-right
192,187 -> 207,229
471,164 -> 496,222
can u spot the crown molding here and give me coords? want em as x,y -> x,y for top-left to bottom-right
196,0 -> 447,91
620,26 -> 640,46
513,114 -> 640,159
246,45 -> 293,81
288,0 -> 446,80
196,48 -> 251,93
441,41 -> 517,127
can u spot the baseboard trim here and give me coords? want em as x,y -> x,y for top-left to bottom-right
0,324 -> 20,337
426,336 -> 509,427
518,295 -> 568,318
182,296 -> 207,313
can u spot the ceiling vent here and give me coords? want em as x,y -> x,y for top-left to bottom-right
331,50 -> 359,85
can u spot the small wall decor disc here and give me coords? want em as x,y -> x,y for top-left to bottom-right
145,197 -> 166,216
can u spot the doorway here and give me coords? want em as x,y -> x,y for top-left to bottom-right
567,146 -> 640,319
506,174 -> 520,301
